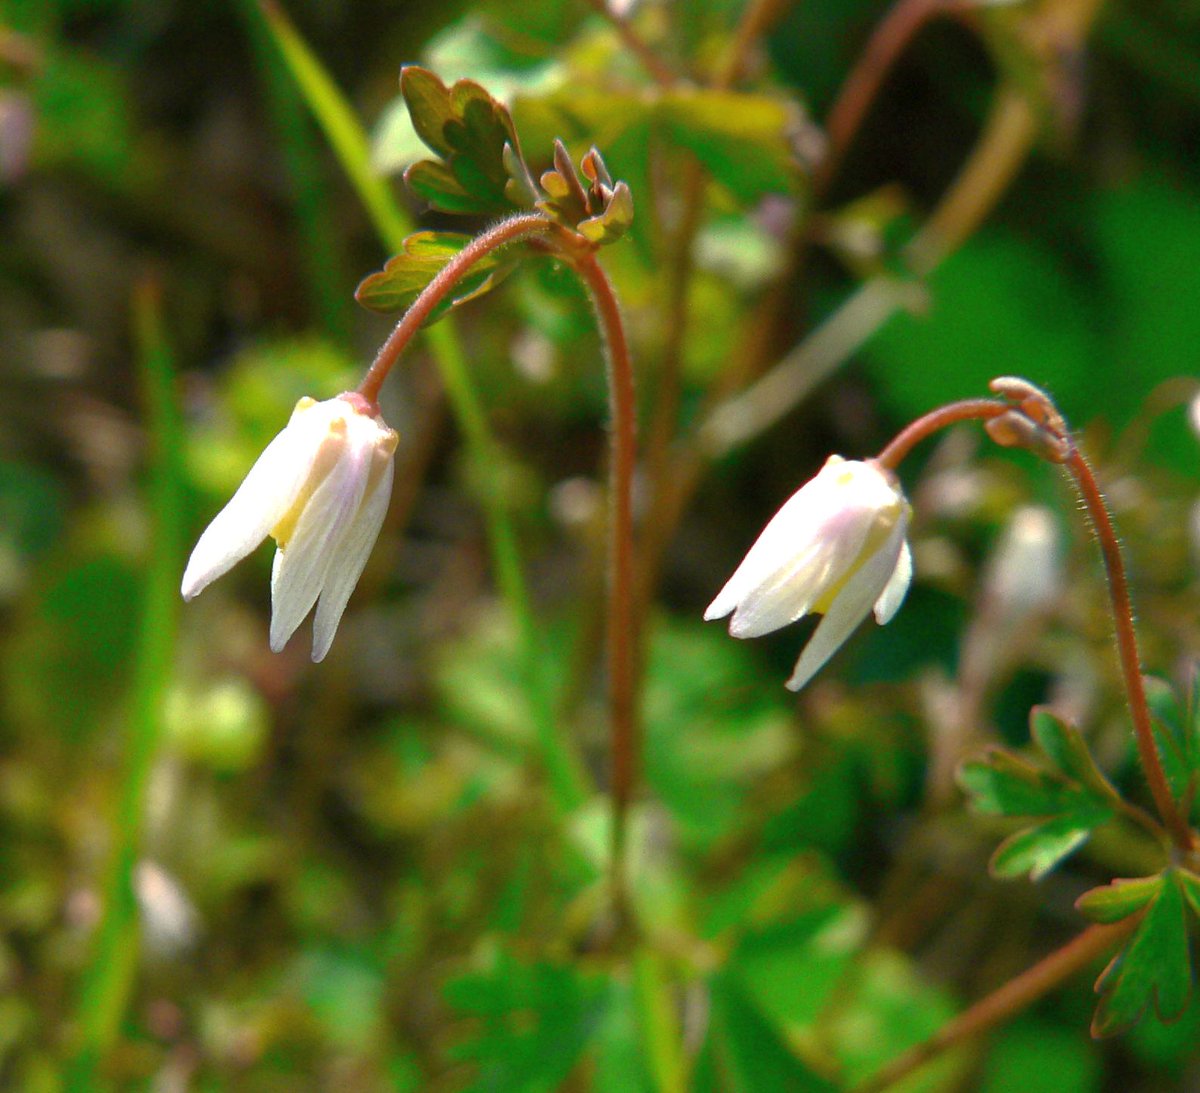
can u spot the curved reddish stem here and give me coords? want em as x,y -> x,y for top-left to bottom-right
358,214 -> 552,404
875,398 -> 1006,470
1065,448 -> 1195,851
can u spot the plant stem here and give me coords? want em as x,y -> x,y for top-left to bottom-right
875,395 -> 1192,848
582,0 -> 676,86
570,248 -> 640,906
874,398 -> 1006,470
1064,448 -> 1195,850
718,0 -> 795,87
815,0 -> 966,198
854,919 -> 1138,1092
358,214 -> 553,404
67,276 -> 184,1087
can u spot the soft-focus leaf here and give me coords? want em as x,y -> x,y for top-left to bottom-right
989,811 -> 1109,881
1077,874 -> 1164,925
1028,707 -> 1115,797
707,974 -> 836,1092
444,952 -> 605,1092
958,749 -> 1090,818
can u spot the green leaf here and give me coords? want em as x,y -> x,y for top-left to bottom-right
354,231 -> 518,319
1028,707 -> 1116,798
706,975 -> 836,1092
1177,869 -> 1200,920
958,749 -> 1089,818
444,951 -> 605,1092
1077,875 -> 1164,925
659,88 -> 799,202
989,811 -> 1109,881
400,66 -> 530,215
1092,871 -> 1193,1036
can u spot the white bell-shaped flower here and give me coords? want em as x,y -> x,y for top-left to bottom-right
705,455 -> 912,691
181,393 -> 398,662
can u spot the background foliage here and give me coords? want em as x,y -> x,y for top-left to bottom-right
2,0 -> 1200,1088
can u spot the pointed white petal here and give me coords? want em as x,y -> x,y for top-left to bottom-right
873,534 -> 912,625
268,445 -> 369,652
785,525 -> 905,692
310,457 -> 394,662
705,469 -> 855,627
180,423 -> 317,601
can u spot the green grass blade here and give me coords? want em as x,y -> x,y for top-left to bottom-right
66,277 -> 185,1088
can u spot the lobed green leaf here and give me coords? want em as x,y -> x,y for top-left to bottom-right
399,65 -> 529,215
354,231 -> 517,319
1091,871 -> 1193,1037
1028,707 -> 1116,799
989,810 -> 1110,882
1077,874 -> 1164,924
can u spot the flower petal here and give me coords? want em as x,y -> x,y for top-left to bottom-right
268,443 -> 370,653
873,535 -> 912,625
785,522 -> 906,692
705,468 -> 864,634
180,421 -> 318,601
310,456 -> 394,662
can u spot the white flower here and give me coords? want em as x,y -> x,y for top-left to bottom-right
704,455 -> 912,691
181,393 -> 398,662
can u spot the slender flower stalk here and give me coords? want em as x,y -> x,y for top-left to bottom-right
874,386 -> 1195,851
1064,448 -> 1195,851
567,245 -> 640,901
358,213 -> 554,404
874,397 -> 1007,471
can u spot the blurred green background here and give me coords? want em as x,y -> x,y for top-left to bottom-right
2,0 -> 1200,1088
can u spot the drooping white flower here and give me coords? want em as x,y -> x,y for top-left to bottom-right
181,393 -> 398,662
704,455 -> 912,691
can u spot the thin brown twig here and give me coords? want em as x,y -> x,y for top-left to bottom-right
814,0 -> 968,199
854,918 -> 1138,1092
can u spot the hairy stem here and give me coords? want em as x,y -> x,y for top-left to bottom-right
854,919 -> 1137,1092
874,398 -> 1007,470
1065,448 -> 1195,850
570,248 -> 640,906
358,214 -> 553,404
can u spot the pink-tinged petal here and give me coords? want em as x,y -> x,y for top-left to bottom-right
704,463 -> 858,627
268,443 -> 370,652
310,456 -> 394,662
785,523 -> 906,692
873,533 -> 912,625
180,421 -> 317,601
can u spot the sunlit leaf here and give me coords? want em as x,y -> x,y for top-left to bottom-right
354,231 -> 518,318
400,66 -> 532,215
